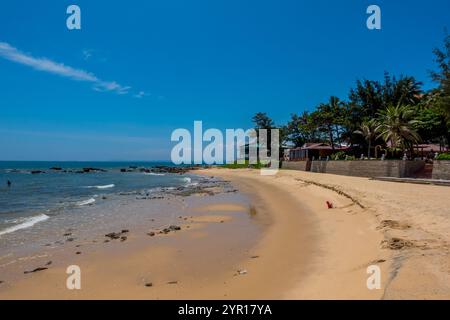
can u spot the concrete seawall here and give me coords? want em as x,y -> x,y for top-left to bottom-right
282,160 -> 426,178
432,161 -> 450,180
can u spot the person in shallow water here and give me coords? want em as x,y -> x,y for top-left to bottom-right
7,180 -> 11,187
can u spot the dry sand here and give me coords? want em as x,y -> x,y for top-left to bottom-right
1,168 -> 449,299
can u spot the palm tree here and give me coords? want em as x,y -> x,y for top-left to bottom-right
376,104 -> 421,155
354,119 -> 379,158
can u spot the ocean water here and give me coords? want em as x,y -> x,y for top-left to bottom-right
0,161 -> 197,238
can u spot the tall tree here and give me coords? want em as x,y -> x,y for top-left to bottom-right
349,73 -> 423,120
354,119 -> 379,158
413,104 -> 448,150
349,79 -> 384,118
312,96 -> 345,150
430,33 -> 450,147
376,104 -> 421,154
285,112 -> 316,147
251,112 -> 277,158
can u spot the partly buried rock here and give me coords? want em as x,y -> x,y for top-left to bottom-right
381,238 -> 415,250
105,232 -> 120,239
377,220 -> 411,230
161,225 -> 181,234
82,167 -> 107,173
105,229 -> 128,240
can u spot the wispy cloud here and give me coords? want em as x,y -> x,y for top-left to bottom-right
82,49 -> 93,61
133,91 -> 150,99
0,41 -> 130,95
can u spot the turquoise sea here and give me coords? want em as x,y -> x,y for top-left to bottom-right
0,161 -> 196,237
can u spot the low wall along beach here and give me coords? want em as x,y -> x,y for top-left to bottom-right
282,160 -> 427,178
432,160 -> 450,180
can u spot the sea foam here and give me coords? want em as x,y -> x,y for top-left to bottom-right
77,198 -> 96,206
0,214 -> 49,236
85,184 -> 115,189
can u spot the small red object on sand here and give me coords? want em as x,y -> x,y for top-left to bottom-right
326,201 -> 333,209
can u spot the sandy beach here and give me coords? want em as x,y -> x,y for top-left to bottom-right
208,168 -> 450,299
0,168 -> 449,299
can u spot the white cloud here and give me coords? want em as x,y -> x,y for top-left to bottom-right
133,91 -> 150,98
0,41 -> 131,95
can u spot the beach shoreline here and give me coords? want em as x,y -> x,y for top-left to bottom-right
195,168 -> 389,299
1,168 -> 449,299
200,168 -> 450,299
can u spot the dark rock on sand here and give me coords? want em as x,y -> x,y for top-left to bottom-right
145,283 -> 153,287
24,267 -> 48,274
105,229 -> 129,240
76,252 -> 82,255
161,225 -> 181,234
167,281 -> 178,285
105,232 -> 121,240
120,236 -> 127,242
151,165 -> 203,174
381,238 -> 415,250
82,167 -> 107,173
147,232 -> 155,237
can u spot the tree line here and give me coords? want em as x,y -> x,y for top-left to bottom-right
252,35 -> 450,159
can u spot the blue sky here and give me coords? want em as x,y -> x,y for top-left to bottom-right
0,0 -> 449,161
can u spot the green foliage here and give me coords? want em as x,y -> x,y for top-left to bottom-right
252,112 -> 275,129
286,112 -> 312,147
330,151 -> 347,160
222,161 -> 266,169
310,96 -> 347,149
348,73 -> 423,119
436,153 -> 450,160
280,35 -> 450,152
376,104 -> 421,150
354,119 -> 380,158
430,34 -> 450,133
